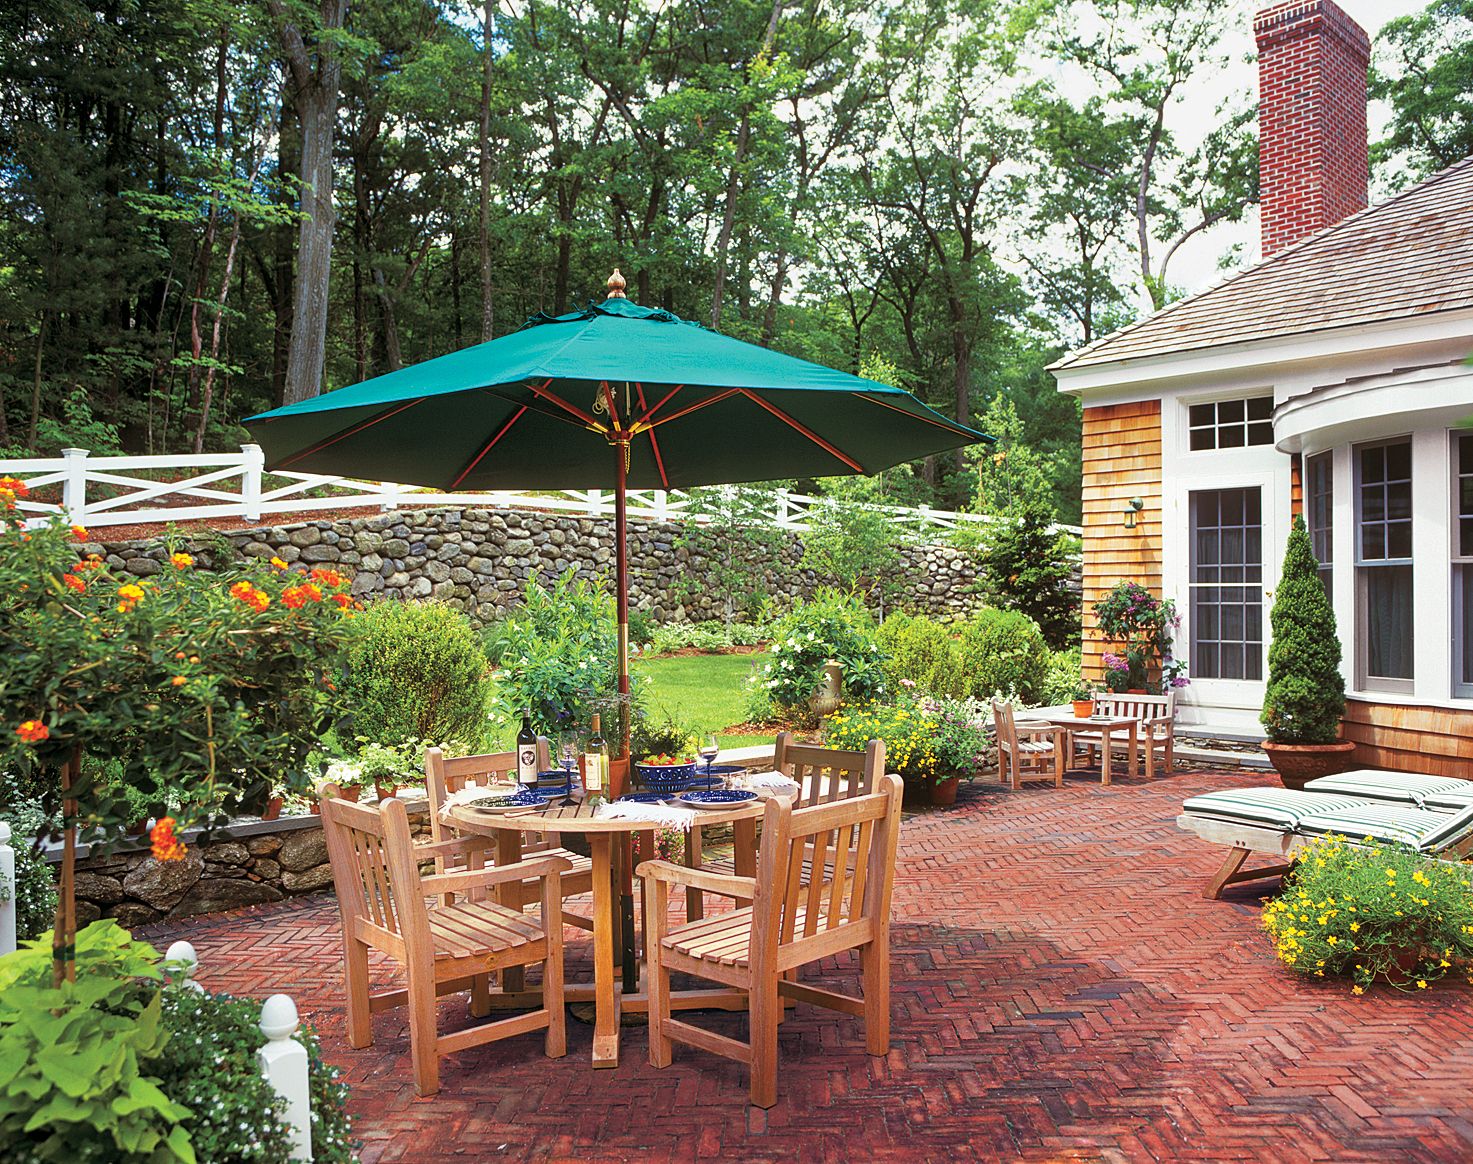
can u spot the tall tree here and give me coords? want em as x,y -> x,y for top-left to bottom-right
1370,0 -> 1473,189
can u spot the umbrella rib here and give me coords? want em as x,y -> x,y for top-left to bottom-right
450,405 -> 528,489
524,378 -> 605,430
642,388 -> 742,430
632,383 -> 670,489
736,389 -> 865,473
630,383 -> 685,429
278,398 -> 426,468
855,392 -> 987,438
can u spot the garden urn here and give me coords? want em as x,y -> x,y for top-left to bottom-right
811,660 -> 844,720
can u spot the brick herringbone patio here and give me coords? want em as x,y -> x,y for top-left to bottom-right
142,770 -> 1473,1162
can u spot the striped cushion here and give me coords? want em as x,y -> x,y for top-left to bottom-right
1181,788 -> 1370,830
1421,788 -> 1473,812
1295,802 -> 1473,853
1303,770 -> 1471,806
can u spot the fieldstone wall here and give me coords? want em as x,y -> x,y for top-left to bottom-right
59,808 -> 432,928
83,506 -> 1008,624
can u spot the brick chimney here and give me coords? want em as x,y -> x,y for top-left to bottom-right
1254,1 -> 1371,256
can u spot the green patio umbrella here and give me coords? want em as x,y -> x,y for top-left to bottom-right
245,272 -> 988,756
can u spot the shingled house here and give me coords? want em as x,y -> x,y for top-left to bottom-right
1051,0 -> 1473,774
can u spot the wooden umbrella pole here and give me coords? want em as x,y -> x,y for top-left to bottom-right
614,435 -> 631,761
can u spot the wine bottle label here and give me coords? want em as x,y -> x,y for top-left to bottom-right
584,754 -> 606,792
517,747 -> 538,784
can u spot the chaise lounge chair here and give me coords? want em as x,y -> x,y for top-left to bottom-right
1179,782 -> 1473,899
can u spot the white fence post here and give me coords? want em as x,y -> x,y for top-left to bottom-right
0,823 -> 14,957
241,445 -> 265,523
61,448 -> 88,524
164,940 -> 204,993
379,481 -> 402,513
584,489 -> 601,516
259,994 -> 313,1162
775,488 -> 790,529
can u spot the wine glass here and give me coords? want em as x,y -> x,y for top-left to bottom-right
558,734 -> 579,795
698,734 -> 719,777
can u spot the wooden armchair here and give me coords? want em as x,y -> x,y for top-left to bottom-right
992,699 -> 1065,790
638,773 -> 904,1108
425,745 -> 593,928
318,785 -> 568,1096
684,733 -> 885,922
1074,692 -> 1177,778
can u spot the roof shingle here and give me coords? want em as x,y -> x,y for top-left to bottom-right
1051,155 -> 1473,372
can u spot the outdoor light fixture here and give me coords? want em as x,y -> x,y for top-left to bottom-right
1123,497 -> 1144,529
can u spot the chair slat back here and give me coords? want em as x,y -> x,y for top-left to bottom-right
991,699 -> 1019,758
426,740 -> 551,844
754,774 -> 903,961
1095,692 -> 1173,723
320,784 -> 426,955
775,732 -> 884,807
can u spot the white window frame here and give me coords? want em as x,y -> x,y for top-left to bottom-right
1353,436 -> 1415,695
1187,486 -> 1266,682
1453,432 -> 1473,699
1186,393 -> 1275,453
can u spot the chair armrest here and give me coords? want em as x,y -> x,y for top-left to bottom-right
1146,714 -> 1175,729
412,834 -> 497,860
420,854 -> 572,897
635,859 -> 757,898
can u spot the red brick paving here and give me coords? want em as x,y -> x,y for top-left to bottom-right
141,770 -> 1473,1162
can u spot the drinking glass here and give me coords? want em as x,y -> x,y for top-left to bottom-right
698,734 -> 719,776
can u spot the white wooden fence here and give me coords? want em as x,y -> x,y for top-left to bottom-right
0,445 -> 1079,538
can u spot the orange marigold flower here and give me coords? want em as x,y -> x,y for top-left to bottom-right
63,573 -> 86,593
16,720 -> 49,744
331,592 -> 353,609
170,675 -> 187,687
229,580 -> 255,601
150,816 -> 186,862
170,552 -> 193,569
116,582 -> 145,612
269,556 -> 290,570
0,476 -> 29,500
310,568 -> 343,587
302,582 -> 323,602
70,525 -> 88,541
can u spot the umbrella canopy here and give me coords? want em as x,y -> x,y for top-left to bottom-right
245,292 -> 987,489
245,277 -> 989,763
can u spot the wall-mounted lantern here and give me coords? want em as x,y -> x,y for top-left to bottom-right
1123,497 -> 1144,529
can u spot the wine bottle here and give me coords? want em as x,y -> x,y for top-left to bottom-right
583,714 -> 608,808
516,711 -> 539,789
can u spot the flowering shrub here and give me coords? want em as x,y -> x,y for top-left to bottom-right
1092,581 -> 1186,693
754,589 -> 886,722
1261,833 -> 1473,992
824,700 -> 937,778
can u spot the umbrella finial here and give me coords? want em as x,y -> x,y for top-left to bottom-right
606,268 -> 627,299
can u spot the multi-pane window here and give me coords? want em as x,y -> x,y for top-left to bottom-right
1305,451 -> 1333,599
1189,488 -> 1264,681
1355,440 -> 1414,688
1188,396 -> 1274,451
1455,435 -> 1473,698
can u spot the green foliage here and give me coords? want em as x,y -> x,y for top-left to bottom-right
628,709 -> 696,763
0,781 -> 58,942
1370,1 -> 1473,187
1261,833 -> 1473,993
1093,580 -> 1185,694
488,572 -> 618,736
973,396 -> 1057,519
153,988 -> 356,1164
1041,648 -> 1085,707
754,590 -> 887,722
646,620 -> 768,656
875,612 -> 965,698
957,607 -> 1050,705
0,504 -> 353,842
672,486 -> 792,626
626,610 -> 655,649
0,921 -> 195,1163
799,478 -> 903,615
1261,517 -> 1345,744
976,500 -> 1081,649
341,600 -> 492,750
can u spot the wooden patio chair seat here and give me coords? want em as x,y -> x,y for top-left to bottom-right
319,785 -> 568,1097
993,699 -> 1065,790
426,744 -> 594,928
638,773 -> 904,1108
686,734 -> 885,920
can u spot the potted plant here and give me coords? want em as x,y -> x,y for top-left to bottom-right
1260,516 -> 1354,788
1093,582 -> 1186,695
321,759 -> 367,803
1070,680 -> 1096,719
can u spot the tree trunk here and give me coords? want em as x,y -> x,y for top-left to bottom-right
478,0 -> 496,341
951,317 -> 971,471
373,266 -> 404,372
26,310 -> 47,449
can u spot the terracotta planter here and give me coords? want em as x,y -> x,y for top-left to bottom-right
261,795 -> 284,821
126,819 -> 149,837
609,757 -> 631,800
1071,700 -> 1095,718
1262,740 -> 1357,789
1127,688 -> 1147,695
928,774 -> 960,807
339,785 -> 362,803
375,782 -> 400,801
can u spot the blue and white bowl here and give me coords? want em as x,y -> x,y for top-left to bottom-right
636,761 -> 697,795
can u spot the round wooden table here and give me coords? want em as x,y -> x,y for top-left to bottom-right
445,798 -> 769,1069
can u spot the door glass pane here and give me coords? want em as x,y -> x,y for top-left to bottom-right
1190,487 -> 1264,682
1364,565 -> 1414,681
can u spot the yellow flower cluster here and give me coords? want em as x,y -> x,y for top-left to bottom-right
825,702 -> 938,777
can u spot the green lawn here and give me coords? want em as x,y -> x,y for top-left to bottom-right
636,650 -> 772,748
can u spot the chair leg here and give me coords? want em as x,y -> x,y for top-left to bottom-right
860,935 -> 891,1056
344,937 -> 373,1049
1053,745 -> 1064,787
408,967 -> 440,1097
1165,737 -> 1174,773
469,974 -> 491,1019
540,872 -> 567,1058
748,977 -> 780,1109
647,880 -> 672,1068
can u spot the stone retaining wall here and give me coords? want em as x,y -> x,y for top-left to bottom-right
82,506 -> 1005,624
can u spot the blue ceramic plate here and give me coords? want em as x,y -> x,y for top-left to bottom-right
465,789 -> 547,814
616,792 -> 670,805
679,789 -> 758,810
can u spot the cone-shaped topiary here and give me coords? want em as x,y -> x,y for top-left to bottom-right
1261,515 -> 1345,743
